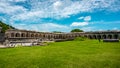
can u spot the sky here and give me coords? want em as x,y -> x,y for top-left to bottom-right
0,0 -> 120,32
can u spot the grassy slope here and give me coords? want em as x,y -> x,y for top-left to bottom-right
0,21 -> 15,33
0,40 -> 120,68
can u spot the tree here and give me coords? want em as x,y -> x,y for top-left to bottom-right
53,31 -> 63,33
0,21 -> 15,33
71,29 -> 83,32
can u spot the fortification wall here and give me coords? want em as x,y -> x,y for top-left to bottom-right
1,29 -> 120,47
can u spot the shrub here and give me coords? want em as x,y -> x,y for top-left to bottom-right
74,37 -> 86,41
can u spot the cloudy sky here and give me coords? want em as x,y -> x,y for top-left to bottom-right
0,0 -> 120,32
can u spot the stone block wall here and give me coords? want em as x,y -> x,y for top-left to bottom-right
0,33 -> 5,43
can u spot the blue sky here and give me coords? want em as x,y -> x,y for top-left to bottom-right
0,0 -> 120,32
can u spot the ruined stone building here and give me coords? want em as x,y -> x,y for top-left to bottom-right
0,29 -> 120,47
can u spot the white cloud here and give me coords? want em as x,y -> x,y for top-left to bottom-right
13,23 -> 69,32
78,16 -> 84,20
0,0 -> 120,32
1,0 -> 26,2
78,16 -> 91,21
0,1 -> 27,15
72,16 -> 91,27
53,1 -> 62,10
81,27 -> 95,31
15,0 -> 26,2
12,11 -> 44,20
84,16 -> 91,21
1,0 -> 119,20
113,27 -> 118,30
70,22 -> 89,26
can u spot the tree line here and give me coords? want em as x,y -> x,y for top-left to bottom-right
0,21 -> 15,33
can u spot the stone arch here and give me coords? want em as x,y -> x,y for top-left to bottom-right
97,35 -> 101,39
54,35 -> 56,39
53,35 -> 55,38
21,33 -> 25,37
69,35 -> 72,38
56,35 -> 59,39
45,34 -> 48,38
48,35 -> 51,39
35,34 -> 38,37
88,35 -> 92,39
50,34 -> 53,38
31,33 -> 34,37
62,35 -> 65,39
68,35 -> 71,38
39,34 -> 42,37
15,33 -> 20,37
11,33 -> 15,37
43,34 -> 45,38
59,34 -> 62,39
108,35 -> 112,39
114,34 -> 118,39
26,33 -> 30,37
102,35 -> 106,39
93,35 -> 97,39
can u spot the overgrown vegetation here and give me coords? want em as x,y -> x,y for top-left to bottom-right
0,40 -> 120,68
0,21 -> 15,33
71,29 -> 83,32
74,37 -> 87,41
53,31 -> 63,33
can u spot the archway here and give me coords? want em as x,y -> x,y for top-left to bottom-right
108,35 -> 112,39
88,35 -> 92,39
26,33 -> 30,37
43,34 -> 45,38
93,35 -> 97,39
102,35 -> 106,39
35,34 -> 38,37
60,35 -> 62,39
97,35 -> 101,39
21,33 -> 25,37
39,34 -> 42,37
11,33 -> 14,37
48,35 -> 51,39
31,34 -> 34,37
15,33 -> 20,37
114,34 -> 118,39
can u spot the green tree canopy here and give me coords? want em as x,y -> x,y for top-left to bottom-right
71,29 -> 83,32
53,31 -> 63,33
0,21 -> 15,33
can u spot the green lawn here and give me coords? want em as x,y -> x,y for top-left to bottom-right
0,40 -> 120,68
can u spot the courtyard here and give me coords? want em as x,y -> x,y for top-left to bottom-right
0,40 -> 120,68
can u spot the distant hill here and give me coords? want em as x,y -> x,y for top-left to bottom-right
0,21 -> 15,33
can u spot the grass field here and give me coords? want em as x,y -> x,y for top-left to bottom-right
0,40 -> 120,68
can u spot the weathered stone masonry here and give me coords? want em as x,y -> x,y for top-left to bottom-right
2,29 -> 120,46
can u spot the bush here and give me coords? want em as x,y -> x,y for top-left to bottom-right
74,37 -> 86,41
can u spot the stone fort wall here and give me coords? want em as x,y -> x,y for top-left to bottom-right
5,29 -> 120,39
2,29 -> 120,47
